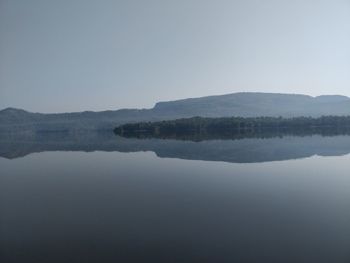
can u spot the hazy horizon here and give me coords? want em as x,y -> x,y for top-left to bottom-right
1,0 -> 350,113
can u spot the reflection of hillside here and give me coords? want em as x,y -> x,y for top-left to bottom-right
1,131 -> 350,163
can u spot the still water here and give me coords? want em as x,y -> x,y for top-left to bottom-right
1,133 -> 350,262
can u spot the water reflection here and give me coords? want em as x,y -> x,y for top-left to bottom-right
1,130 -> 350,163
1,131 -> 350,263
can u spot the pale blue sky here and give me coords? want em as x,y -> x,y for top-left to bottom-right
1,0 -> 350,112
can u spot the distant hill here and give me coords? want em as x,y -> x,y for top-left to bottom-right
153,93 -> 350,117
2,92 -> 350,132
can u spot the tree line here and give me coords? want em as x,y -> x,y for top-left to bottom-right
114,116 -> 350,140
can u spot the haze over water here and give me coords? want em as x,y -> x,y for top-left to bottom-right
1,1 -> 350,262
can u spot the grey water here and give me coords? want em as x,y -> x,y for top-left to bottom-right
1,132 -> 350,262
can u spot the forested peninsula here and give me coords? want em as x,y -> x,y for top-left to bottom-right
114,116 -> 350,140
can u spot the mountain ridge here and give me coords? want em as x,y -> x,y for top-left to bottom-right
2,92 -> 350,132
3,92 -> 350,114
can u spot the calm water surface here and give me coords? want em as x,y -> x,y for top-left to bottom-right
1,135 -> 350,262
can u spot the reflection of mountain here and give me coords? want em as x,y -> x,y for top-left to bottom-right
1,131 -> 350,163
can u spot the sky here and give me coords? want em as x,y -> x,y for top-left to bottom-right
0,0 -> 350,113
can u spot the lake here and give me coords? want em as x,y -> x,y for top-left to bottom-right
1,132 -> 350,262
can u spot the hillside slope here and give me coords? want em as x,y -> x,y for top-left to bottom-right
2,92 -> 350,132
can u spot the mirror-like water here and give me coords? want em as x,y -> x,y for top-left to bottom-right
1,133 -> 350,262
